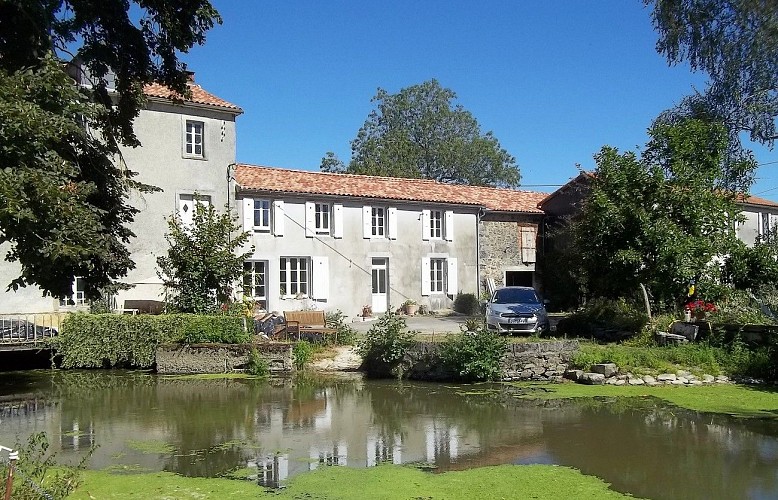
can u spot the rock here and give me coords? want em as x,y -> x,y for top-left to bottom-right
605,378 -> 618,385
614,379 -> 626,386
647,381 -> 660,387
676,370 -> 691,378
564,369 -> 583,381
702,374 -> 715,383
655,332 -> 689,345
617,374 -> 628,381
671,380 -> 685,385
591,363 -> 618,378
642,375 -> 656,384
677,377 -> 689,384
716,375 -> 730,383
691,380 -> 703,386
685,374 -> 698,382
628,378 -> 645,386
657,373 -> 677,382
579,372 -> 606,385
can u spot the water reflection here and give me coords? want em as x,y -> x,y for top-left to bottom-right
0,371 -> 776,499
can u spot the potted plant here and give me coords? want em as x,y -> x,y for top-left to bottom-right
685,299 -> 716,322
402,299 -> 419,316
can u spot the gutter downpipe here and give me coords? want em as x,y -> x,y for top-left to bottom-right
477,207 -> 485,297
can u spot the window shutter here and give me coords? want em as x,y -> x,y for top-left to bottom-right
422,210 -> 431,241
447,258 -> 458,296
242,198 -> 253,231
444,210 -> 454,241
387,207 -> 398,240
311,256 -> 329,300
333,204 -> 344,239
272,200 -> 285,236
305,201 -> 315,237
520,226 -> 537,263
421,257 -> 431,296
362,206 -> 372,238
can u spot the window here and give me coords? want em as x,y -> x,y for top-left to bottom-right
280,257 -> 309,296
243,261 -> 267,308
371,207 -> 385,237
185,120 -> 204,157
430,258 -> 445,293
429,210 -> 443,239
315,203 -> 330,234
253,199 -> 271,230
60,277 -> 86,307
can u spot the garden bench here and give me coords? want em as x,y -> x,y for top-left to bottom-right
283,310 -> 337,343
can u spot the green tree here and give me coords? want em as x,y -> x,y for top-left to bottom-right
0,0 -> 221,300
572,119 -> 756,307
646,0 -> 778,146
156,200 -> 253,314
321,79 -> 520,187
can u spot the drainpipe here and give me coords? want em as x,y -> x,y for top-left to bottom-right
226,163 -> 236,244
476,207 -> 485,297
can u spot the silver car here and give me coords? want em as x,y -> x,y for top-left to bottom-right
485,286 -> 549,334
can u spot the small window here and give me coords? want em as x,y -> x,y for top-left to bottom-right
60,277 -> 87,307
430,258 -> 445,293
280,257 -> 309,297
429,210 -> 443,239
243,260 -> 267,309
371,207 -> 385,237
254,199 -> 271,230
185,120 -> 204,157
315,203 -> 330,234
178,194 -> 211,228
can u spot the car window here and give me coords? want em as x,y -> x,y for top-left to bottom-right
493,288 -> 540,304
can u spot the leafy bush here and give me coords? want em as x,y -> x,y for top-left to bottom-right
357,311 -> 418,378
325,309 -> 357,344
180,315 -> 250,343
293,340 -> 315,370
571,342 -> 723,375
247,348 -> 269,377
453,293 -> 480,315
56,313 -> 248,369
441,331 -> 507,381
556,298 -> 649,338
708,289 -> 775,325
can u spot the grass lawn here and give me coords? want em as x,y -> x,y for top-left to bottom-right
512,381 -> 778,419
70,464 -> 638,499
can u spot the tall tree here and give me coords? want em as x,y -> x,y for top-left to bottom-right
321,79 -> 520,187
0,0 -> 221,300
572,119 -> 757,306
646,0 -> 778,146
156,200 -> 252,314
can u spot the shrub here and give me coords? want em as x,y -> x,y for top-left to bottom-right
708,289 -> 775,325
556,298 -> 649,338
293,340 -> 315,370
247,348 -> 269,377
453,293 -> 480,315
357,311 -> 418,378
441,330 -> 507,381
325,309 -> 357,345
56,313 -> 249,369
180,315 -> 250,344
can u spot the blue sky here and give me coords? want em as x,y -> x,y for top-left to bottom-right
182,0 -> 778,199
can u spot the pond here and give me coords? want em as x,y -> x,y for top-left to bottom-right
0,370 -> 777,499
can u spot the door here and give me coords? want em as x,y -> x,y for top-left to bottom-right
371,258 -> 388,314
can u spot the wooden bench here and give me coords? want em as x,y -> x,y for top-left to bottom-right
283,310 -> 337,343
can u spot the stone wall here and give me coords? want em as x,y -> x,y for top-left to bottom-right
370,340 -> 580,382
479,215 -> 541,291
156,343 -> 293,374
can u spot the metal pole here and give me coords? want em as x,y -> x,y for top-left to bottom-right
3,450 -> 17,500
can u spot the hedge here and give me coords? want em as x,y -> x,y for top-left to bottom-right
54,313 -> 250,369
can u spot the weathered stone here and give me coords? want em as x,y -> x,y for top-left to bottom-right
628,378 -> 645,386
677,376 -> 689,384
591,363 -> 618,378
671,379 -> 685,385
617,374 -> 628,381
685,374 -> 698,382
691,380 -> 703,386
579,372 -> 606,385
677,370 -> 691,378
716,375 -> 730,382
657,373 -> 677,382
642,375 -> 656,384
520,370 -> 533,378
654,332 -> 689,345
702,374 -> 715,383
647,381 -> 660,387
605,378 -> 618,385
564,369 -> 583,381
614,379 -> 627,386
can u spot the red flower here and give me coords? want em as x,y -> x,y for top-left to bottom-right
685,299 -> 716,313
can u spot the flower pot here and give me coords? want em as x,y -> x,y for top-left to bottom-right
404,304 -> 419,316
694,311 -> 706,322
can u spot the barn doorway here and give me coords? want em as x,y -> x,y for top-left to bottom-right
505,270 -> 533,287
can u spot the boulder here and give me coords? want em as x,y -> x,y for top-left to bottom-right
591,363 -> 618,378
657,373 -> 677,382
579,372 -> 606,385
564,369 -> 583,381
702,374 -> 715,383
628,377 -> 645,386
642,375 -> 657,384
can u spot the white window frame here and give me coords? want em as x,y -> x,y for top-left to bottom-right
315,203 -> 331,234
280,257 -> 309,297
253,199 -> 271,231
243,260 -> 268,307
430,258 -> 445,293
178,193 -> 211,229
429,210 -> 443,239
421,256 -> 458,297
372,207 -> 386,237
60,277 -> 87,307
184,120 -> 204,158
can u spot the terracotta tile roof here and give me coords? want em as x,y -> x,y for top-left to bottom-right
235,164 -> 547,214
143,82 -> 242,112
736,193 -> 778,208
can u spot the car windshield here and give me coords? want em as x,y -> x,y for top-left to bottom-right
492,288 -> 540,305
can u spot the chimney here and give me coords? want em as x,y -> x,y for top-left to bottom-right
186,71 -> 195,83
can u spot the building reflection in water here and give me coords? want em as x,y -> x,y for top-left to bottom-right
425,422 -> 459,464
366,434 -> 401,466
309,441 -> 348,470
248,454 -> 289,489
